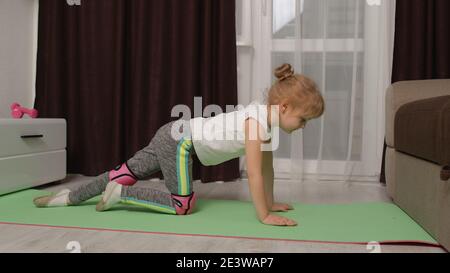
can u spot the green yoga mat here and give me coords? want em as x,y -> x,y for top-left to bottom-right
0,190 -> 439,246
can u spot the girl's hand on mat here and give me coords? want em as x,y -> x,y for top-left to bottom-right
262,214 -> 298,226
271,203 -> 294,212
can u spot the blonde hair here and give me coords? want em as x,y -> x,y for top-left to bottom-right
266,64 -> 325,118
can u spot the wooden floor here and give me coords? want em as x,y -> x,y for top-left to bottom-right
0,175 -> 446,253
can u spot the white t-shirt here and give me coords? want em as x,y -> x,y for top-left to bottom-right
188,100 -> 272,166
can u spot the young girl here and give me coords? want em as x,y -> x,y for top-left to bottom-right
33,63 -> 325,227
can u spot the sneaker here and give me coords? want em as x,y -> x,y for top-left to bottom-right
33,189 -> 71,208
96,181 -> 122,212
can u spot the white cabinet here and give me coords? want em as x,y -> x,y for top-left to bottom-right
0,119 -> 66,196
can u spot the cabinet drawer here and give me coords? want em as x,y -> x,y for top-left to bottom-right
0,150 -> 66,196
0,119 -> 66,158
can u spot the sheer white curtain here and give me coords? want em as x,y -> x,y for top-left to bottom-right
268,0 -> 396,183
284,0 -> 365,183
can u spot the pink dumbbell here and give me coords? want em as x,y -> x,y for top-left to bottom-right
10,103 -> 39,119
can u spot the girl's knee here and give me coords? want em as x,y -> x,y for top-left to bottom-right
109,163 -> 138,186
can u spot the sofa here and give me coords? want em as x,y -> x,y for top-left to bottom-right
385,79 -> 450,251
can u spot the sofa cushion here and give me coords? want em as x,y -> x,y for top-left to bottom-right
395,95 -> 450,167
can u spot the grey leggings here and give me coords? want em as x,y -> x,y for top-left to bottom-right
68,121 -> 195,214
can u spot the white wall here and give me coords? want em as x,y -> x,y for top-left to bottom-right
0,0 -> 39,118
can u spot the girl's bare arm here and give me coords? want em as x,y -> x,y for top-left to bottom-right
262,150 -> 274,209
245,118 -> 297,226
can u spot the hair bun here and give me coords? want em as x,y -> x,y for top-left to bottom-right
274,63 -> 294,81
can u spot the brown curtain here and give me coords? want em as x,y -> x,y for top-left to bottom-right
380,0 -> 450,183
34,0 -> 240,183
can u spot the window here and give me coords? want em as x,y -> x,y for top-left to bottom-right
237,0 -> 386,179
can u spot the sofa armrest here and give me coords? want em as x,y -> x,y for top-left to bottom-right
386,79 -> 450,148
